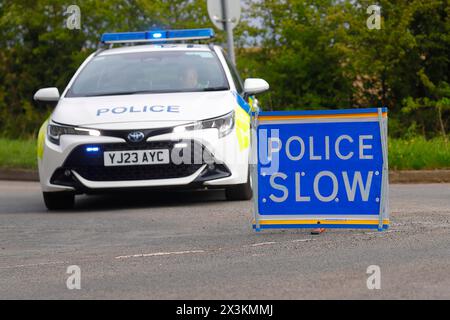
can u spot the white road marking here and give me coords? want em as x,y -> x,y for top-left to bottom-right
361,229 -> 401,235
292,238 -> 314,243
249,241 -> 277,247
0,261 -> 68,270
115,250 -> 205,260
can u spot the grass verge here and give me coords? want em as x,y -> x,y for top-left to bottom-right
0,138 -> 37,170
389,136 -> 450,170
0,137 -> 449,171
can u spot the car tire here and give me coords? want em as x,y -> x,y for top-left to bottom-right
43,192 -> 75,210
225,172 -> 253,201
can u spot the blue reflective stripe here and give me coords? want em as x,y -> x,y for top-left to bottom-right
234,92 -> 251,114
258,107 -> 388,117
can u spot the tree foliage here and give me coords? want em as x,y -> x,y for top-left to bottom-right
238,0 -> 449,137
0,0 -> 448,138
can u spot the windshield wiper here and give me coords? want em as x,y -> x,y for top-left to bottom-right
126,87 -> 229,94
82,90 -> 171,97
78,87 -> 229,97
201,87 -> 229,92
83,92 -> 141,97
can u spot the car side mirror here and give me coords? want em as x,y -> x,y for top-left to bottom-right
34,87 -> 60,102
243,78 -> 270,95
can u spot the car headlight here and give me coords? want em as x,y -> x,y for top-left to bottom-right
173,111 -> 235,138
47,123 -> 101,145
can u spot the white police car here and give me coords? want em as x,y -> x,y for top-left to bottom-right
34,28 -> 269,210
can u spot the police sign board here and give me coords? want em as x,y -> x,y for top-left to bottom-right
252,108 -> 389,231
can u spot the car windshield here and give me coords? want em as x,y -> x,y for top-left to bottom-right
66,50 -> 229,97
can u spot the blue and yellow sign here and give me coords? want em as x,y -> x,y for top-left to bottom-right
252,108 -> 389,231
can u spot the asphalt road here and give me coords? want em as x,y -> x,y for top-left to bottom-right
0,181 -> 449,299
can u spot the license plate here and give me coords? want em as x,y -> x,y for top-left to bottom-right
104,149 -> 170,167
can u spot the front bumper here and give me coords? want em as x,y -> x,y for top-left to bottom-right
38,125 -> 250,193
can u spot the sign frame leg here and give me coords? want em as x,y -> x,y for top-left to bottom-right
378,107 -> 389,231
251,110 -> 261,232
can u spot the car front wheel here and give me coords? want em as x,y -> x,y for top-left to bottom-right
43,192 -> 75,210
225,171 -> 253,201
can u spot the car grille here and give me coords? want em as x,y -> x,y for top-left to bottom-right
61,141 -> 207,182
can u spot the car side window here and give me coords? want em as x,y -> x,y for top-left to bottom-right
222,50 -> 244,95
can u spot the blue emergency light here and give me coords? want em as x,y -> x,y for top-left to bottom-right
101,28 -> 215,44
85,146 -> 99,153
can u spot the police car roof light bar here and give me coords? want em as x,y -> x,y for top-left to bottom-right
101,28 -> 215,44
